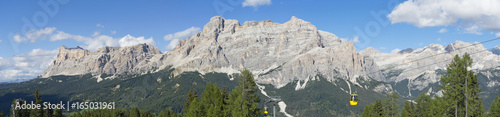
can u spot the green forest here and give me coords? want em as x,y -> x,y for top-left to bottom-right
3,53 -> 500,117
361,53 -> 500,117
3,69 -> 263,117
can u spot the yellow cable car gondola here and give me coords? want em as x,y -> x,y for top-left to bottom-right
350,94 -> 358,105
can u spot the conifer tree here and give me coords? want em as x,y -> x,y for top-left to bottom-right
401,101 -> 413,117
201,82 -> 223,117
53,103 -> 63,117
441,53 -> 484,116
384,92 -> 399,117
30,89 -> 43,117
229,69 -> 261,117
373,99 -> 384,117
361,103 -> 373,117
185,99 -> 203,117
489,96 -> 500,117
130,107 -> 140,117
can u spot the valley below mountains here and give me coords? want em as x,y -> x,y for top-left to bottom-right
2,16 -> 500,116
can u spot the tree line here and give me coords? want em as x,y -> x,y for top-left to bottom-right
3,69 -> 261,117
361,53 -> 500,117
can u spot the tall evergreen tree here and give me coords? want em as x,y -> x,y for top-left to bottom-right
130,107 -> 140,117
159,109 -> 180,117
384,92 -> 399,117
221,87 -> 231,117
401,101 -> 413,117
361,103 -> 373,117
200,82 -> 223,117
43,107 -> 52,117
440,53 -> 484,116
228,69 -> 261,117
373,99 -> 385,117
489,96 -> 500,117
183,89 -> 197,114
185,99 -> 203,117
414,92 -> 432,117
30,89 -> 43,117
53,103 -> 63,117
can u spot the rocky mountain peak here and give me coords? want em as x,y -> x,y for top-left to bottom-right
43,43 -> 163,78
56,45 -> 90,62
492,46 -> 500,55
360,47 -> 381,56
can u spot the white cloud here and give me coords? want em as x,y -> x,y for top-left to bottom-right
0,40 -> 2,43
464,25 -> 482,35
12,49 -> 58,70
242,0 -> 271,8
388,0 -> 500,34
0,57 -> 12,71
13,27 -> 56,43
438,28 -> 448,33
164,27 -> 201,40
0,49 -> 58,82
96,24 -> 104,28
380,47 -> 386,50
165,39 -> 180,51
164,27 -> 201,51
50,29 -> 157,51
111,30 -> 117,35
437,38 -> 442,41
119,35 -> 155,47
92,31 -> 100,37
391,48 -> 401,54
496,32 -> 500,37
340,36 -> 360,43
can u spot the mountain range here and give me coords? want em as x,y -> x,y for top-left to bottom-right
3,16 -> 500,116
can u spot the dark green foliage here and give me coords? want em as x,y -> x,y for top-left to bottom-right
414,93 -> 432,117
384,92 -> 399,117
182,89 -> 197,114
401,101 -> 413,117
489,96 -> 500,117
228,69 -> 261,117
373,100 -> 385,117
0,111 -> 4,117
52,103 -> 63,117
361,103 -> 373,117
130,107 -> 140,117
200,82 -> 224,117
159,109 -> 181,117
30,89 -> 44,117
184,99 -> 202,117
441,53 -> 484,116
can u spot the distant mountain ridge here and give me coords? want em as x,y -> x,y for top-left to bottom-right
41,16 -> 500,95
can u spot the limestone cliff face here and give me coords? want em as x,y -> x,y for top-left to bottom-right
361,41 -> 500,91
160,16 -> 382,87
42,43 -> 163,77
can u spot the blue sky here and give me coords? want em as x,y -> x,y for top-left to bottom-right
0,0 -> 499,81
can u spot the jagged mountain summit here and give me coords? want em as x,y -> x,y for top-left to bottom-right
41,16 -> 500,94
42,16 -> 382,90
161,16 -> 382,88
361,41 -> 500,93
42,44 -> 163,80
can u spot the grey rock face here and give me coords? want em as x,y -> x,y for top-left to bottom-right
362,41 -> 500,91
160,16 -> 381,88
42,43 -> 163,78
492,46 -> 500,55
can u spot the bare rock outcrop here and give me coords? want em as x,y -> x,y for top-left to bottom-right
42,44 -> 163,77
